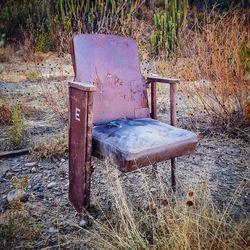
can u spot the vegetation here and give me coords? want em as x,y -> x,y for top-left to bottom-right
0,0 -> 144,52
8,104 -> 26,149
0,176 -> 40,248
76,165 -> 248,249
0,1 -> 249,247
150,0 -> 188,55
31,127 -> 68,159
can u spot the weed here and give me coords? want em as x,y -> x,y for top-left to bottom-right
31,127 -> 68,159
0,45 -> 14,63
72,163 -> 248,249
156,10 -> 249,129
25,70 -> 39,81
0,176 -> 40,248
150,0 -> 188,55
8,104 -> 26,149
0,105 -> 12,125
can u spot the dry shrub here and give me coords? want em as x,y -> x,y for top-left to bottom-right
157,10 -> 249,129
72,165 -> 248,249
8,104 -> 26,149
30,127 -> 68,159
0,176 -> 40,248
0,45 -> 14,63
20,31 -> 35,62
40,79 -> 68,120
0,105 -> 12,125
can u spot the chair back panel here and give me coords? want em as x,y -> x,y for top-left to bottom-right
72,34 -> 149,125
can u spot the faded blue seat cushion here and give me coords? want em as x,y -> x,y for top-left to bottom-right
92,118 -> 197,172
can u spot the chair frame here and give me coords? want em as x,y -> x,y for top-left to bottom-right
68,75 -> 179,212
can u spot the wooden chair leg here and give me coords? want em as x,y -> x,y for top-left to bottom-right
84,162 -> 92,209
171,158 -> 176,192
152,162 -> 158,175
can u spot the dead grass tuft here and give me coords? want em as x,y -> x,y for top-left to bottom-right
30,127 -> 68,159
73,164 -> 248,249
0,45 -> 14,63
155,10 -> 249,129
0,105 -> 12,125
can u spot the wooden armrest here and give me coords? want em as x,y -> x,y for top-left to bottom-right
147,76 -> 177,126
146,76 -> 180,84
68,81 -> 96,91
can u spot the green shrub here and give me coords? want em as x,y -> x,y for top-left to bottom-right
8,104 -> 26,149
150,0 -> 188,56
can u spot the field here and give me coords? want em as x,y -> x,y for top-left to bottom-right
0,1 -> 249,249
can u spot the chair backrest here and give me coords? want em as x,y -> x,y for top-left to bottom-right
71,34 -> 149,125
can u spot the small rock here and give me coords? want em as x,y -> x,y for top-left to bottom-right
150,187 -> 157,192
37,193 -> 45,199
7,189 -> 29,203
79,245 -> 86,250
48,227 -> 59,233
0,198 -> 8,213
61,158 -> 65,163
33,184 -> 43,192
47,182 -> 57,189
12,166 -> 21,172
79,219 -> 88,227
24,162 -> 38,168
31,167 -> 36,172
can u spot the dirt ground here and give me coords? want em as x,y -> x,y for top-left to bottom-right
0,57 -> 249,248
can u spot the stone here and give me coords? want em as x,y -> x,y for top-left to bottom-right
47,182 -> 57,189
48,227 -> 59,233
7,189 -> 29,203
33,184 -> 43,192
0,198 -> 8,213
24,162 -> 38,168
37,193 -> 45,199
79,219 -> 88,228
31,167 -> 36,172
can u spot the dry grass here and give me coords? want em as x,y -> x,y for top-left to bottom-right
30,127 -> 68,159
68,163 -> 248,249
0,176 -> 40,248
155,10 -> 249,129
0,105 -> 12,125
8,104 -> 26,149
0,45 -> 14,63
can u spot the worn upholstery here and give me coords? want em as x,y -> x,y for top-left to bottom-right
92,118 -> 197,172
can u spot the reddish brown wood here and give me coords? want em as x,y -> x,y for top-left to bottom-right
170,83 -> 177,126
68,86 -> 88,213
151,82 -> 157,119
171,158 -> 176,192
84,92 -> 94,208
147,76 -> 179,84
72,34 -> 149,125
69,81 -> 96,92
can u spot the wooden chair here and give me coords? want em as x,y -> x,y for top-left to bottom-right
68,34 -> 197,213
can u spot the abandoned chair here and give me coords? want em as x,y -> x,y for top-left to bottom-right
68,34 -> 197,213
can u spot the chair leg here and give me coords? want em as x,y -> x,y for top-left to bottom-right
152,162 -> 158,175
171,158 -> 176,192
84,162 -> 92,209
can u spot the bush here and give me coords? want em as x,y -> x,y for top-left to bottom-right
156,10 -> 249,129
73,164 -> 248,249
8,104 -> 26,149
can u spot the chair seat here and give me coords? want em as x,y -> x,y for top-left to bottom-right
92,118 -> 197,172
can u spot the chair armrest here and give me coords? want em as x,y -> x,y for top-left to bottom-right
146,76 -> 180,84
146,76 -> 177,126
68,81 -> 96,91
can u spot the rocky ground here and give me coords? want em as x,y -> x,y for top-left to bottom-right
0,56 -> 249,248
